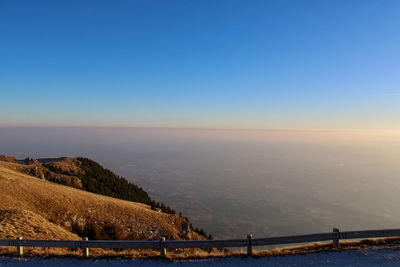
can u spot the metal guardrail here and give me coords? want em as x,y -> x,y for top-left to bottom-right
2,228 -> 400,257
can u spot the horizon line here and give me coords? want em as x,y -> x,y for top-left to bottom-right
1,125 -> 400,133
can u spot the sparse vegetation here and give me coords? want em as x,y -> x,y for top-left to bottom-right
43,158 -> 177,215
0,157 -> 209,242
41,157 -> 211,239
71,219 -> 121,240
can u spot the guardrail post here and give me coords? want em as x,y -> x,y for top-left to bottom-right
160,237 -> 167,258
333,228 -> 340,248
82,237 -> 89,258
247,234 -> 253,256
16,237 -> 23,257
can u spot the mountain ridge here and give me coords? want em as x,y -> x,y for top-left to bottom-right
0,155 -> 209,242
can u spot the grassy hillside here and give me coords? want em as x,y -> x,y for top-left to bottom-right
0,155 -> 211,239
0,159 -> 205,242
41,157 -> 177,215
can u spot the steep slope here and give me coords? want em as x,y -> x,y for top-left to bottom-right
41,157 -> 158,209
0,160 -> 202,241
0,209 -> 80,240
9,156 -> 182,215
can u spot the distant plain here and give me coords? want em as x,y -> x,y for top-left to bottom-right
1,127 -> 399,239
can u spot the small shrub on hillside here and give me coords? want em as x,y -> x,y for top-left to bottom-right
71,220 -> 122,240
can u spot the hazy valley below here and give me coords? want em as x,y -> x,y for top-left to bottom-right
1,127 -> 400,239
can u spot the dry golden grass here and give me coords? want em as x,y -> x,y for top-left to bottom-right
40,157 -> 84,175
0,160 -> 195,242
0,209 -> 79,240
0,155 -> 19,163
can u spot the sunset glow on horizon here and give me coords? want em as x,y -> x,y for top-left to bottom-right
1,0 -> 400,130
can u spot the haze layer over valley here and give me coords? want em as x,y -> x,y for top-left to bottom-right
1,127 -> 400,239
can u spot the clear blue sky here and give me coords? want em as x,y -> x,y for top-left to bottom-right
1,0 -> 399,129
